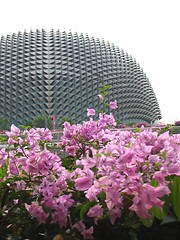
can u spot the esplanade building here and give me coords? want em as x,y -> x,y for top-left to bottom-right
0,29 -> 161,125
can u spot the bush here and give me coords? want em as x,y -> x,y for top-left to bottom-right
26,114 -> 53,129
0,110 -> 180,239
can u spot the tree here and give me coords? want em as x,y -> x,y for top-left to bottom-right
26,115 -> 53,129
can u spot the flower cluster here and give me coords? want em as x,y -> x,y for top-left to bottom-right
1,125 -> 74,229
62,118 -> 180,227
0,113 -> 180,239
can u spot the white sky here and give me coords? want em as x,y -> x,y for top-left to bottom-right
0,0 -> 180,124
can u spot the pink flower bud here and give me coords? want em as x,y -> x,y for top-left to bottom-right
98,94 -> 104,100
87,108 -> 96,117
109,100 -> 118,109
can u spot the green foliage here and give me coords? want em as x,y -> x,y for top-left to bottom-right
80,201 -> 96,220
126,122 -> 136,127
141,216 -> 154,228
150,206 -> 166,220
26,114 -> 53,129
0,117 -> 9,131
0,136 -> 7,143
19,124 -> 31,130
158,124 -> 172,135
170,176 -> 180,220
98,85 -> 110,98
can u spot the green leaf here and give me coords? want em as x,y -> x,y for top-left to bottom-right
158,124 -> 172,135
0,165 -> 8,178
67,179 -> 75,189
150,179 -> 158,187
150,206 -> 165,220
98,192 -> 106,204
161,194 -> 171,215
19,124 -> 31,130
61,156 -> 74,168
103,85 -> 110,90
141,216 -> 154,227
161,150 -> 167,159
103,152 -> 111,157
97,110 -> 103,113
16,152 -> 24,157
80,201 -> 96,220
14,142 -> 19,148
95,153 -> 101,158
0,136 -> 7,142
133,127 -> 141,133
170,176 -> 180,220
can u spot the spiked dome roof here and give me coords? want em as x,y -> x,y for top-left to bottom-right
0,29 -> 161,125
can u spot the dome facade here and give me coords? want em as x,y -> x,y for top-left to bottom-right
0,29 -> 161,125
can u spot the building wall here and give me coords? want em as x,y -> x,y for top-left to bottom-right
0,30 -> 162,125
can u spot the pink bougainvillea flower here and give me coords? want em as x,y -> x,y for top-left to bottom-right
81,226 -> 94,240
73,220 -> 86,232
74,221 -> 94,239
25,127 -> 52,145
129,194 -> 151,219
108,207 -> 121,225
129,184 -> 167,219
87,108 -> 96,117
75,176 -> 93,191
153,171 -> 168,186
0,148 -> 8,167
25,202 -> 49,223
109,100 -> 118,109
167,163 -> 180,176
15,180 -> 26,190
98,94 -> 104,100
66,145 -> 77,156
50,194 -> 74,227
85,184 -> 102,201
5,124 -> 20,138
87,204 -> 103,224
154,185 -> 170,197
